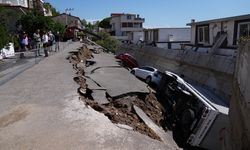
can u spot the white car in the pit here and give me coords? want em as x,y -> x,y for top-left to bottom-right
131,66 -> 162,85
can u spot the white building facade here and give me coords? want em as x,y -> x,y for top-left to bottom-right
110,13 -> 145,42
0,0 -> 28,7
144,28 -> 190,49
187,14 -> 250,48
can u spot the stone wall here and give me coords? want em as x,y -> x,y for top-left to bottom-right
119,45 -> 235,101
228,40 -> 250,150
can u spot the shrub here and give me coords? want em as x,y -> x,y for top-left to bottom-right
95,32 -> 120,53
0,25 -> 10,49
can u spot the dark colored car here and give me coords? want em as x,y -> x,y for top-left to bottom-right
115,53 -> 138,69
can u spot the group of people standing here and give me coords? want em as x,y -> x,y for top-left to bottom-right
20,29 -> 60,58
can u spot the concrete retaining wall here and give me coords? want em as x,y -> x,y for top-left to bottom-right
228,40 -> 250,150
119,45 -> 236,101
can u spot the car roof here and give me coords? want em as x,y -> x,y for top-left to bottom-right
141,66 -> 157,70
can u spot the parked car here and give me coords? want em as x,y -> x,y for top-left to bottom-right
115,53 -> 138,69
157,71 -> 229,150
131,66 -> 162,85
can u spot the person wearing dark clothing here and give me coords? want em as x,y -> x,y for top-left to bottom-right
54,31 -> 60,52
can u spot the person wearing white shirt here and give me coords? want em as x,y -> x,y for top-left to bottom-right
42,31 -> 49,57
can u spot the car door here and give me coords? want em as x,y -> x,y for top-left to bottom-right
141,67 -> 152,79
135,67 -> 145,78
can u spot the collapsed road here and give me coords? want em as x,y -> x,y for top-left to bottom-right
0,41 -> 179,150
67,39 -> 180,149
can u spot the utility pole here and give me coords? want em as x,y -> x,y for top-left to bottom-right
65,8 -> 74,26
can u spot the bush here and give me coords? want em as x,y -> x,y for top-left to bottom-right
0,25 -> 10,49
95,32 -> 120,53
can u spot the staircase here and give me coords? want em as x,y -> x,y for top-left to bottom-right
210,32 -> 227,54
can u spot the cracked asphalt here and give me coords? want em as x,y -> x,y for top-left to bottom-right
0,41 -> 177,150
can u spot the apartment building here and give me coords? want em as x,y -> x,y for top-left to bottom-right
110,13 -> 145,42
0,0 -> 43,9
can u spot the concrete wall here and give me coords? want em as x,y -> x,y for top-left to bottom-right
226,20 -> 235,46
228,40 -> 250,150
132,31 -> 144,44
119,44 -> 235,101
110,16 -> 122,36
190,26 -> 196,44
158,28 -> 190,42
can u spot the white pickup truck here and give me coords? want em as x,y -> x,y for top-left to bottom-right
157,71 -> 229,150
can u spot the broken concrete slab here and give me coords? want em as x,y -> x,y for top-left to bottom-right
85,53 -> 121,74
91,90 -> 109,104
87,67 -> 149,98
83,52 -> 149,98
133,105 -> 179,149
85,78 -> 106,90
115,123 -> 134,131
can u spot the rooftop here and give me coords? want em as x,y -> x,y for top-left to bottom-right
187,14 -> 250,26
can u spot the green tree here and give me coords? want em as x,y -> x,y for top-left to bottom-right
17,11 -> 65,37
43,3 -> 60,16
95,32 -> 120,53
98,17 -> 111,29
81,19 -> 87,26
0,25 -> 10,49
85,22 -> 94,31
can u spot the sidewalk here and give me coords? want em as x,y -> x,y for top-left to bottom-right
0,42 -> 70,86
0,41 -> 172,150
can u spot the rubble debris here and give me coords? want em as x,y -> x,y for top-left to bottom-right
133,105 -> 177,148
80,92 -> 165,141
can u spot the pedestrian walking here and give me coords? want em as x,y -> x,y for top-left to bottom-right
48,31 -> 54,52
20,31 -> 28,58
54,31 -> 60,52
33,29 -> 42,57
42,31 -> 49,57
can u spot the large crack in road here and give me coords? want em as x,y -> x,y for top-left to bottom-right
67,40 -> 179,149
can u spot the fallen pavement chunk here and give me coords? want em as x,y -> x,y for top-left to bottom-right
91,90 -> 109,104
115,123 -> 134,131
85,78 -> 106,90
133,105 -> 179,149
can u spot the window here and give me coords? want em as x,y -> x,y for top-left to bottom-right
127,15 -> 131,19
238,22 -> 250,38
128,23 -> 133,27
122,23 -> 127,27
197,26 -> 209,44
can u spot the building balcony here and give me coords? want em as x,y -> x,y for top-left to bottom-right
121,27 -> 143,32
134,18 -> 145,22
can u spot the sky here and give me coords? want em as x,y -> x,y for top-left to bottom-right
45,0 -> 250,28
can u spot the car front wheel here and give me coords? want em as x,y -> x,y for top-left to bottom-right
131,70 -> 135,75
145,76 -> 151,84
